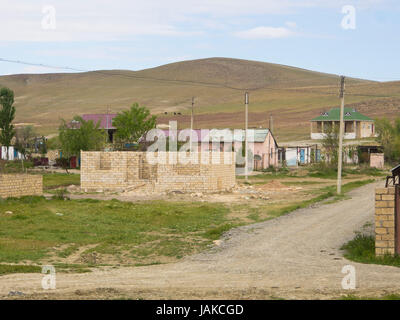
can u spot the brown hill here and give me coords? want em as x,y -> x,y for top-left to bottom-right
0,57 -> 398,141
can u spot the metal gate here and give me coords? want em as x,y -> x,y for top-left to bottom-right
396,185 -> 400,255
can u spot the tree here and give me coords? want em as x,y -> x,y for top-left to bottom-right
321,124 -> 340,167
58,116 -> 107,160
375,117 -> 400,163
0,87 -> 16,160
113,103 -> 157,150
14,125 -> 37,170
38,136 -> 48,156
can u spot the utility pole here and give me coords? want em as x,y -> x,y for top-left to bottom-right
245,92 -> 249,182
106,105 -> 110,130
269,115 -> 273,133
337,76 -> 345,195
190,97 -> 195,151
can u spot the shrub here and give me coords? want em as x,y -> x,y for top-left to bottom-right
52,188 -> 69,200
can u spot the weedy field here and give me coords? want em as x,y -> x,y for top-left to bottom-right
0,166 -> 387,276
0,197 -> 231,271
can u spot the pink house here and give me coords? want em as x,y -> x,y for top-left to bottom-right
81,113 -> 117,142
161,128 -> 279,170
248,129 -> 279,169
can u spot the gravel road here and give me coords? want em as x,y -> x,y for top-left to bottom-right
2,181 -> 400,299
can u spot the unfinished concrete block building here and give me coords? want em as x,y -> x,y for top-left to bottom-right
81,151 -> 236,193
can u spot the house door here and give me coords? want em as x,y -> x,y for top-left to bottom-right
300,149 -> 305,164
316,149 -> 321,162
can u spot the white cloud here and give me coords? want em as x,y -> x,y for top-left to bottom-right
235,26 -> 294,39
0,0 -> 389,41
285,21 -> 297,28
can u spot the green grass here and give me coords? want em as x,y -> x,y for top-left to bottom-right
237,172 -> 301,182
0,264 -> 41,275
282,180 -> 328,186
0,160 -> 34,173
245,179 -> 375,222
341,233 -> 400,268
306,164 -> 386,180
0,197 -> 229,264
0,263 -> 91,275
341,293 -> 400,300
42,173 -> 80,190
203,223 -> 242,240
0,175 -> 376,275
240,165 -> 385,183
345,167 -> 388,177
340,179 -> 376,193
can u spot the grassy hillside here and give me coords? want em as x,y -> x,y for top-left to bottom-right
0,57 -> 399,141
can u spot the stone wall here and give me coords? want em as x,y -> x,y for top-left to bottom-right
0,174 -> 43,198
375,187 -> 396,256
81,151 -> 236,193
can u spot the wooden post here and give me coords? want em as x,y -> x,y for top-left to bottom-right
337,76 -> 345,195
190,97 -> 194,151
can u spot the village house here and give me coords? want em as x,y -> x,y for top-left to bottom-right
236,129 -> 279,170
78,114 -> 279,170
310,108 -> 375,140
161,128 -> 279,170
81,113 -> 117,142
278,144 -> 320,167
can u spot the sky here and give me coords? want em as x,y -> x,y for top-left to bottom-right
0,0 -> 399,81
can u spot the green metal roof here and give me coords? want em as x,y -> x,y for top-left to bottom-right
311,108 -> 373,122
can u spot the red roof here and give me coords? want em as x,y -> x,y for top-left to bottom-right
82,114 -> 117,129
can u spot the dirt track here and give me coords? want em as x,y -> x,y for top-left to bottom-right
2,181 -> 400,300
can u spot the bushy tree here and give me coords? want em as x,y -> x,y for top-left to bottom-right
59,116 -> 107,159
321,124 -> 339,167
15,125 -> 36,157
113,103 -> 156,150
0,87 -> 16,160
375,118 -> 400,163
14,125 -> 37,170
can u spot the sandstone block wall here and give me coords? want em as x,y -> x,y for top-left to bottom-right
375,187 -> 396,256
81,151 -> 236,193
370,153 -> 384,169
0,174 -> 43,198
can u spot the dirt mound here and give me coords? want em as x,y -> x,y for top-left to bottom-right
256,180 -> 294,191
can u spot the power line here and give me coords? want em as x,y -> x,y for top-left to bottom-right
0,57 -> 343,92
0,57 -> 398,97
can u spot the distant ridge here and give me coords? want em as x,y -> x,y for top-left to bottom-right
0,57 -> 397,141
